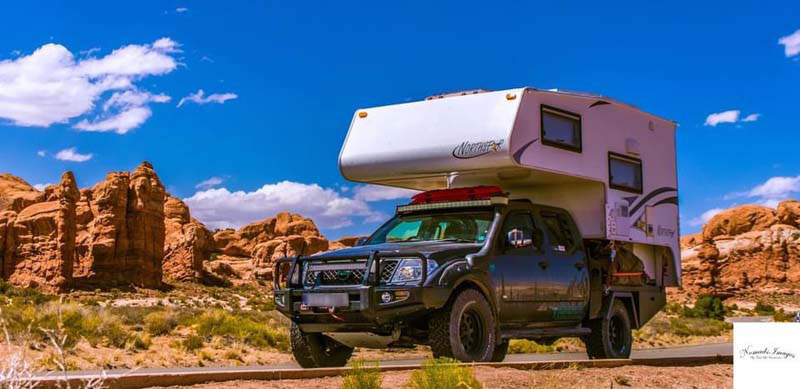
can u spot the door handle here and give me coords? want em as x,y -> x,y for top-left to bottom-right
538,260 -> 549,270
575,262 -> 585,270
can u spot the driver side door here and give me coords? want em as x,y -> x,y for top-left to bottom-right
492,211 -> 549,323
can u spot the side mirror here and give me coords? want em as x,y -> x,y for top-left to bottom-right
506,229 -> 526,248
355,237 -> 368,246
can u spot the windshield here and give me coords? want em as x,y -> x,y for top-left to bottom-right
366,210 -> 494,245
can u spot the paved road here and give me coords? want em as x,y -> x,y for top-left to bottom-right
41,342 -> 732,378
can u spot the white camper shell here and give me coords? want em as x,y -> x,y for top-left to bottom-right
339,87 -> 680,287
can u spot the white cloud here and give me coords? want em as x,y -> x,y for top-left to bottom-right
747,176 -> 800,199
36,150 -> 46,157
195,176 -> 224,190
741,113 -> 761,122
724,175 -> 800,209
184,181 -> 383,230
176,7 -> 189,13
54,147 -> 93,162
33,183 -> 53,191
200,56 -> 214,63
177,89 -> 237,107
353,185 -> 419,202
0,38 -> 180,133
689,208 -> 724,227
73,106 -> 152,134
704,110 -> 739,126
704,110 -> 762,126
79,47 -> 100,57
778,29 -> 800,57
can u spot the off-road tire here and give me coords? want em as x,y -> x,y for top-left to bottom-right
290,322 -> 354,368
584,299 -> 632,359
429,289 -> 497,362
491,341 -> 509,362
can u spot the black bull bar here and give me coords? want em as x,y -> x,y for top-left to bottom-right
273,251 -> 430,291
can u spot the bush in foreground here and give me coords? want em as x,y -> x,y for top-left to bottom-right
341,359 -> 381,389
192,309 -> 289,351
407,358 -> 482,389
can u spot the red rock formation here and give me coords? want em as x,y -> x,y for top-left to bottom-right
0,173 -> 44,213
73,162 -> 166,288
4,172 -> 79,290
163,196 -> 216,282
682,202 -> 800,296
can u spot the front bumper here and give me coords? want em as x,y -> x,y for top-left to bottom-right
273,252 -> 449,333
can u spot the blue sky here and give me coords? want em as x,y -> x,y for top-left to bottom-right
1,1 -> 799,239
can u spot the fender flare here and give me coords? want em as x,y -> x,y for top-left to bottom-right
602,292 -> 640,329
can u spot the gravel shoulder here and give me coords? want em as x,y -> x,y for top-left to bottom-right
149,363 -> 733,389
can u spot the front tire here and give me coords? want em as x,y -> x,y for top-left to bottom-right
583,299 -> 633,359
491,341 -> 509,362
290,322 -> 354,368
429,289 -> 497,362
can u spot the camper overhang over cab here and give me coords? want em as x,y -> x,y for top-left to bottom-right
339,87 -> 680,286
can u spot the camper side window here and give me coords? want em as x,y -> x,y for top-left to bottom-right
609,153 -> 643,193
541,105 -> 581,152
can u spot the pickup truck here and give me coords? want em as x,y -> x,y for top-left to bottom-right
274,186 -> 664,367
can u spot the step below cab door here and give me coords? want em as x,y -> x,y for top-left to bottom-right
491,211 -> 551,323
537,209 -> 590,323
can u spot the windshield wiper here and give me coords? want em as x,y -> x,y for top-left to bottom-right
433,238 -> 475,243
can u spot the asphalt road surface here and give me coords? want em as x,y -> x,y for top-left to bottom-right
42,342 -> 732,378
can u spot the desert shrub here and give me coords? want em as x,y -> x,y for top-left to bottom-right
342,359 -> 381,389
684,295 -> 726,320
128,334 -> 152,350
663,302 -> 685,316
182,334 -> 204,351
223,349 -> 243,361
407,358 -> 482,389
508,339 -> 556,354
192,309 -> 288,351
773,308 -> 795,322
144,311 -> 177,336
669,317 -> 731,337
755,301 -> 776,315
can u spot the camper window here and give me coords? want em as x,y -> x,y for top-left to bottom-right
609,153 -> 643,193
541,105 -> 581,152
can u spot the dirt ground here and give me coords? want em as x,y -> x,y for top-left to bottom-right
150,364 -> 733,389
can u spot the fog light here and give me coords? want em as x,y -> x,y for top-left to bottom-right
394,290 -> 410,301
381,292 -> 393,304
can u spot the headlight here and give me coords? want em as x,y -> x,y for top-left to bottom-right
390,258 -> 438,283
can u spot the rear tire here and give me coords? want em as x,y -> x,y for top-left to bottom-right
583,299 -> 632,359
290,322 -> 354,368
429,289 -> 497,362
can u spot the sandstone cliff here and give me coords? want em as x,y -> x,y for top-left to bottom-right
212,212 -> 330,281
0,164 -> 358,290
681,201 -> 800,296
163,196 -> 216,282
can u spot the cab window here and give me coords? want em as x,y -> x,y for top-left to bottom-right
500,212 -> 543,252
540,211 -> 577,253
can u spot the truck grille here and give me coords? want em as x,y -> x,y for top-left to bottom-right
303,259 -> 400,286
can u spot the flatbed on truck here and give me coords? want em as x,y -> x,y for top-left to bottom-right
274,87 -> 679,367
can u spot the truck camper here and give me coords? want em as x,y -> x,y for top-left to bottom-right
275,87 -> 679,367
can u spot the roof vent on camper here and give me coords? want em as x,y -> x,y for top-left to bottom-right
425,89 -> 492,100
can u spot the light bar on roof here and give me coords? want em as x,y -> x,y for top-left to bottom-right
396,196 -> 507,213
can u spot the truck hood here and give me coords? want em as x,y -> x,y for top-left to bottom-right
313,241 -> 483,263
